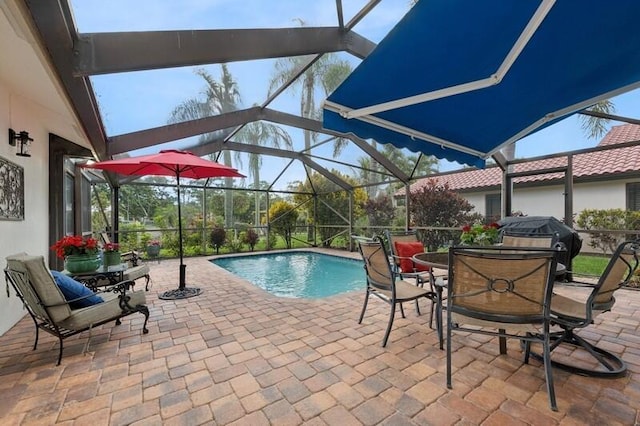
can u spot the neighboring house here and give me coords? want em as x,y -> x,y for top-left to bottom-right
397,123 -> 640,227
0,3 -> 95,334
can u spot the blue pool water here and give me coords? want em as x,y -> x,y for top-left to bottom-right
211,251 -> 364,298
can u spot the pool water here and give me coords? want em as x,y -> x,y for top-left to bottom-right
211,251 -> 364,298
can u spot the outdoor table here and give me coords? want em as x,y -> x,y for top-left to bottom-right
63,263 -> 129,292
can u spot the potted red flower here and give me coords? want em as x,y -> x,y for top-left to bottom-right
146,240 -> 161,258
460,222 -> 500,246
50,235 -> 101,273
102,242 -> 122,267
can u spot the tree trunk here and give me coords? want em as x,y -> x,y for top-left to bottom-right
254,167 -> 261,226
223,150 -> 234,228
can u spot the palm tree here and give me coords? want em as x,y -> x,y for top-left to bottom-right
268,22 -> 352,156
170,65 -> 242,228
354,156 -> 375,198
381,144 -> 439,178
501,99 -> 615,165
580,99 -> 615,140
236,115 -> 293,225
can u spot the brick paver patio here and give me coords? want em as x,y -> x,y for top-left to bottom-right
1,249 -> 639,425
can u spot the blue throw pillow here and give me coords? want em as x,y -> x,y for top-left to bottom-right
50,271 -> 104,309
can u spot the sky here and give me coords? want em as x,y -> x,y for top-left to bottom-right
69,0 -> 640,189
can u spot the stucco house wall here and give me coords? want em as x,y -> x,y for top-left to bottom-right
462,180 -> 634,222
572,180 -> 632,213
0,2 -> 92,335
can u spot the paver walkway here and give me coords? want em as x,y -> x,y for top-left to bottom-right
0,250 -> 639,425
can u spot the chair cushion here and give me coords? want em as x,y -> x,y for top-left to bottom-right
394,241 -> 430,273
58,290 -> 146,331
50,271 -> 104,309
123,264 -> 150,281
6,254 -> 72,323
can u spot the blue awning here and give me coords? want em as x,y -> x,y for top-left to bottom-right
323,0 -> 640,168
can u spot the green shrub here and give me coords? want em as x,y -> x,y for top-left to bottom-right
331,235 -> 348,249
228,238 -> 244,253
161,232 -> 180,256
119,221 -> 146,251
576,209 -> 640,254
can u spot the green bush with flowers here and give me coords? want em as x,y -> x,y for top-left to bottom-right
460,222 -> 500,246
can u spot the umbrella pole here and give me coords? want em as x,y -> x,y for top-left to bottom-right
177,175 -> 185,289
159,173 -> 202,300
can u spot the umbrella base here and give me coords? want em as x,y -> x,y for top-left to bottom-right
159,287 -> 202,300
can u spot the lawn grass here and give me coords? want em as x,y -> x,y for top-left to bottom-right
571,254 -> 609,276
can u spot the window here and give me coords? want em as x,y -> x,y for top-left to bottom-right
627,182 -> 640,211
64,172 -> 75,235
485,193 -> 501,222
49,134 -> 93,270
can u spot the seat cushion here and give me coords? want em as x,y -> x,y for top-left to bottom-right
551,292 -> 588,321
51,271 -> 104,309
394,241 -> 430,273
123,264 -> 150,281
375,279 -> 434,301
58,290 -> 146,331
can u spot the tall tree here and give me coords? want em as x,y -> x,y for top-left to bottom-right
170,65 -> 242,228
269,200 -> 299,249
268,24 -> 352,156
354,156 -> 375,198
236,112 -> 293,226
293,171 -> 368,247
381,145 -> 439,177
355,145 -> 439,195
580,100 -> 615,140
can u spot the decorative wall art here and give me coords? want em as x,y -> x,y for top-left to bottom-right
0,155 -> 24,220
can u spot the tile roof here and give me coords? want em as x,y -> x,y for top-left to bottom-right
400,123 -> 640,195
599,122 -> 640,146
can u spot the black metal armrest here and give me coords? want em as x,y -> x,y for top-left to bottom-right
100,279 -> 137,294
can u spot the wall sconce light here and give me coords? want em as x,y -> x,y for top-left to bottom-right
8,128 -> 33,157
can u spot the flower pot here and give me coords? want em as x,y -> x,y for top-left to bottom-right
103,251 -> 122,267
146,245 -> 160,258
64,254 -> 101,274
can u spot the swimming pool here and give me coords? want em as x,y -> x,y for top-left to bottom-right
211,251 -> 364,299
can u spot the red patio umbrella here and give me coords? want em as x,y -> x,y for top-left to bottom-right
83,150 -> 244,300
